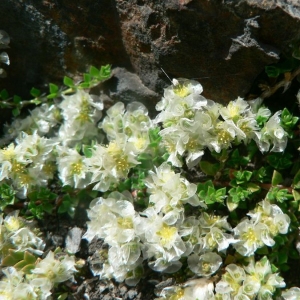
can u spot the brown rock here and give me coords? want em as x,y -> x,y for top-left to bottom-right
1,0 -> 300,106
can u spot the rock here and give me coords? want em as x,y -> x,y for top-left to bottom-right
115,0 -> 300,102
1,0 -> 300,107
65,227 -> 83,254
103,67 -> 160,116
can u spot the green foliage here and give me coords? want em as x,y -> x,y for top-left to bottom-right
265,57 -> 300,78
199,161 -> 221,176
2,250 -> 37,274
267,152 -> 293,170
0,64 -> 111,115
0,183 -> 16,211
197,180 -> 227,205
266,187 -> 293,203
27,187 -> 57,219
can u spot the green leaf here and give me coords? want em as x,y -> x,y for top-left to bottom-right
265,65 -> 280,77
226,196 -> 239,212
79,82 -> 90,89
199,161 -> 220,176
245,182 -> 260,193
277,251 -> 288,265
0,183 -> 15,210
2,250 -> 24,266
12,108 -> 20,117
138,153 -> 154,169
227,149 -> 250,168
272,170 -> 283,186
256,246 -> 269,255
63,76 -> 74,87
89,66 -> 99,78
267,187 -> 292,203
279,264 -> 290,272
47,93 -> 58,99
13,95 -> 21,104
271,264 -> 279,273
267,153 -> 293,170
281,108 -> 299,130
252,167 -> 268,183
83,73 -> 91,83
49,83 -> 59,94
30,87 -> 41,98
82,144 -> 93,158
197,180 -> 214,197
292,169 -> 300,189
292,189 -> 300,202
0,88 -> 9,99
229,187 -> 250,203
57,293 -> 69,300
231,170 -> 252,186
99,64 -> 111,79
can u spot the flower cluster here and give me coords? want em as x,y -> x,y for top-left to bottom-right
0,251 -> 76,299
215,256 -> 285,299
155,79 -> 288,167
0,210 -> 45,259
58,90 -> 103,147
83,191 -> 143,285
0,76 -> 297,299
233,200 -> 290,256
84,166 -> 235,283
0,131 -> 57,197
156,256 -> 285,300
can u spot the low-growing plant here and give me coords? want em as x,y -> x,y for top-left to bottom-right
0,64 -> 299,299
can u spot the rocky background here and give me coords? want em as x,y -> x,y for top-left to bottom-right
1,1 -> 300,299
1,0 -> 300,103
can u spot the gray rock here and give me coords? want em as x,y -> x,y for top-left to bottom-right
65,227 -> 83,254
106,67 -> 160,116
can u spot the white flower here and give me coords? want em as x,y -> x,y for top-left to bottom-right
85,138 -> 139,192
9,227 -> 45,255
187,252 -> 222,276
254,111 -> 287,152
233,219 -> 269,256
203,227 -> 234,252
0,267 -> 25,300
220,97 -> 250,122
157,286 -> 185,300
282,287 -> 300,300
209,120 -> 236,153
30,251 -> 76,291
155,78 -> 206,125
57,147 -> 90,189
250,200 -> 291,236
59,90 -> 103,123
83,191 -> 140,245
145,162 -> 205,215
215,264 -> 245,295
183,278 -> 215,300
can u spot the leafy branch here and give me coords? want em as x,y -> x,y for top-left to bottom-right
0,65 -> 111,116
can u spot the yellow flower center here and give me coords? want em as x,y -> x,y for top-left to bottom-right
157,224 -> 177,247
5,216 -> 21,231
117,217 -> 133,229
217,130 -> 232,145
174,84 -> 190,98
1,146 -> 16,161
71,161 -> 83,175
134,137 -> 147,150
242,228 -> 258,244
77,98 -> 92,123
115,157 -> 129,172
